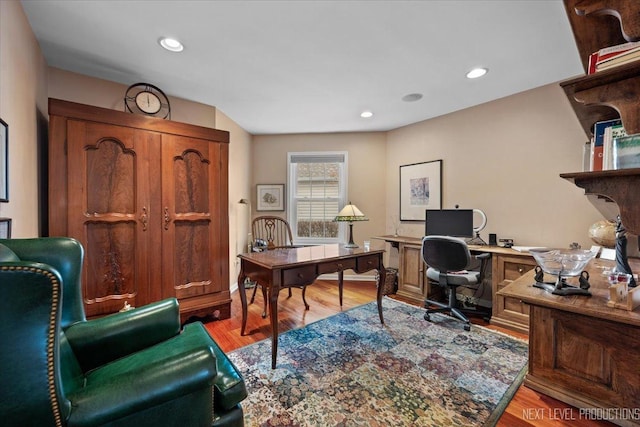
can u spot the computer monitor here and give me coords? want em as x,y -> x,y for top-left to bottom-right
425,209 -> 474,238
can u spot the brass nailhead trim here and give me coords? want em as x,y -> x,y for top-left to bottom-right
2,265 -> 63,427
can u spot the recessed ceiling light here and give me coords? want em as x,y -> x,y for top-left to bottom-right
360,111 -> 373,118
466,67 -> 488,79
402,93 -> 423,102
159,37 -> 184,52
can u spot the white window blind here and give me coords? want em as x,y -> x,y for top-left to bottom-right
288,152 -> 347,244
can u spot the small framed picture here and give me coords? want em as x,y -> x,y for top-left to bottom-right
0,218 -> 11,239
256,184 -> 285,211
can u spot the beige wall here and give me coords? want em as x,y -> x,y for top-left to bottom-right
252,132 -> 388,249
0,0 -> 49,237
251,132 -> 388,281
386,83 -> 606,249
48,68 -> 218,128
215,109 -> 253,282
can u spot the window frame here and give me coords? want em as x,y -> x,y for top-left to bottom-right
287,151 -> 348,245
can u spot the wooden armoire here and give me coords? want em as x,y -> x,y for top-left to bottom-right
48,99 -> 231,322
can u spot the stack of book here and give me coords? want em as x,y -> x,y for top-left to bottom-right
587,119 -> 640,171
588,41 -> 640,74
589,118 -> 622,171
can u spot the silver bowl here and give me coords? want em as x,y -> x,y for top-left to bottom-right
529,248 -> 596,277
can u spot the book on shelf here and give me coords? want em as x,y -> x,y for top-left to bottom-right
612,134 -> 640,170
603,124 -> 627,170
583,140 -> 591,172
587,40 -> 640,74
592,118 -> 621,171
596,47 -> 640,72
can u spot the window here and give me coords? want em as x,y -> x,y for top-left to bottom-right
287,152 -> 347,244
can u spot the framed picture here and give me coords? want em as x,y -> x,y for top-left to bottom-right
256,184 -> 285,211
0,118 -> 7,202
399,159 -> 442,221
0,218 -> 11,239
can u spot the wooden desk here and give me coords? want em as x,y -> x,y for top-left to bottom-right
373,235 -> 536,333
499,258 -> 640,426
237,244 -> 386,368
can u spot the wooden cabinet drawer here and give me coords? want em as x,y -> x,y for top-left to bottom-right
503,295 -> 530,315
503,261 -> 536,281
356,254 -> 380,272
318,258 -> 356,274
282,265 -> 317,286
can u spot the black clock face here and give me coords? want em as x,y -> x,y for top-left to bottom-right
124,83 -> 171,119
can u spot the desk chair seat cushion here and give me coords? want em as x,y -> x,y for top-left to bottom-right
426,267 -> 481,286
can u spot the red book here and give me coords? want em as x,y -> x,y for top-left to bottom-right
587,41 -> 640,74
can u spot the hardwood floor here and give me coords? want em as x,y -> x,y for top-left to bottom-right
204,279 -> 614,427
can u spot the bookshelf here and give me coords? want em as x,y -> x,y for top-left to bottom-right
561,0 -> 640,235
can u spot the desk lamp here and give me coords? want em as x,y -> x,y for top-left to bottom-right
334,202 -> 368,248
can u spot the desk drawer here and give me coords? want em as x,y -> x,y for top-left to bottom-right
356,254 -> 380,272
503,260 -> 536,281
282,265 -> 317,286
318,258 -> 356,274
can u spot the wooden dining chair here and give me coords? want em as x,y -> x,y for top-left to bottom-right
250,216 -> 309,317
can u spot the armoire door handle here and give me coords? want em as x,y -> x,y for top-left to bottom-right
140,206 -> 148,231
164,207 -> 171,230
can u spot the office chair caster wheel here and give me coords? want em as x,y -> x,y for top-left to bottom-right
464,324 -> 471,331
424,313 -> 431,322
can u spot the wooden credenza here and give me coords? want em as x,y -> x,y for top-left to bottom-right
499,258 -> 640,426
48,99 -> 231,322
374,235 -> 535,332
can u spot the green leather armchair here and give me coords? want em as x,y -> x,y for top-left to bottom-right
0,237 -> 247,427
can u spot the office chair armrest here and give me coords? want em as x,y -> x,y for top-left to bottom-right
475,252 -> 490,260
474,252 -> 491,282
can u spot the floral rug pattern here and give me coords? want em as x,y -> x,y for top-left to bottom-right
228,297 -> 528,427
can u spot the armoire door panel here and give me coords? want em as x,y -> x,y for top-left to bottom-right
66,120 -> 157,317
161,135 -> 226,300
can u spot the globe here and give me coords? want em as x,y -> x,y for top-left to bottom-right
588,220 -> 616,248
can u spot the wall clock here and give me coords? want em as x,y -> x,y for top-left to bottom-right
124,83 -> 171,119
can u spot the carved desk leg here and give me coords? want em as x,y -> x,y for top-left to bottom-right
377,258 -> 386,325
269,270 -> 281,369
238,262 -> 248,336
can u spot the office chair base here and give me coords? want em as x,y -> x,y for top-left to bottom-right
424,299 -> 471,331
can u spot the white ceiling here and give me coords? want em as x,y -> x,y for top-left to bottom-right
21,0 -> 585,135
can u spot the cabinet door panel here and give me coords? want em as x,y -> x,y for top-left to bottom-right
66,121 -> 155,317
161,135 -> 227,300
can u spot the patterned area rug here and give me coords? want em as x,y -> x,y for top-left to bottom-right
228,297 -> 528,427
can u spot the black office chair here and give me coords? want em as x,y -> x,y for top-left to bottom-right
421,235 -> 490,331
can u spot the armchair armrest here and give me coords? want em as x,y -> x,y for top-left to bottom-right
68,324 -> 218,426
209,339 -> 248,412
65,298 -> 181,372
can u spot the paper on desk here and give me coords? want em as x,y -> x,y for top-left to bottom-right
511,246 -> 544,252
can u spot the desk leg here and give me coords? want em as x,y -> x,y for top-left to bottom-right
377,263 -> 386,324
238,263 -> 248,336
269,278 -> 281,369
338,271 -> 344,306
